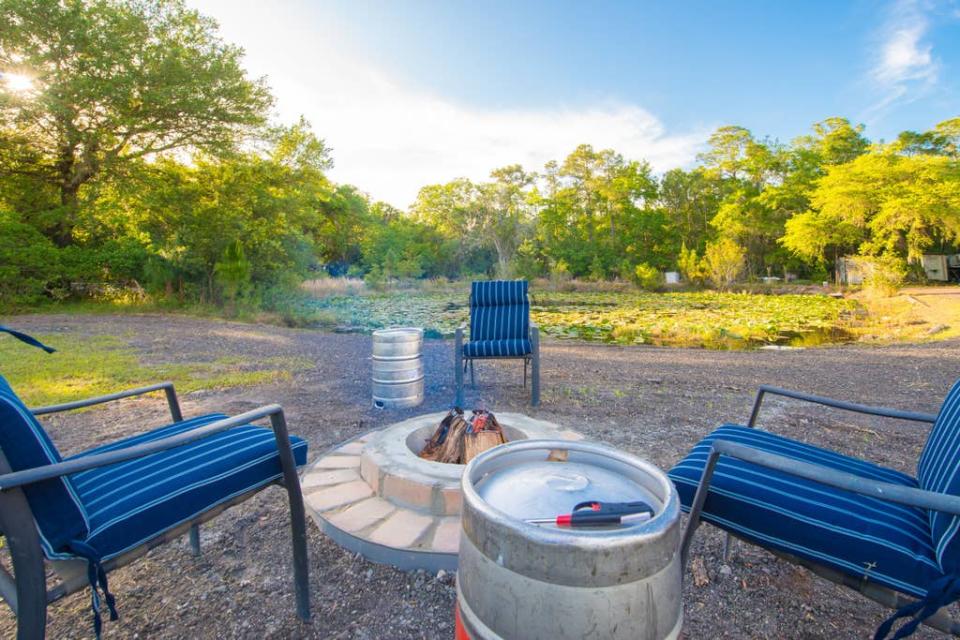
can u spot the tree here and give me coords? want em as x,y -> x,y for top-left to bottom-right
703,238 -> 745,289
481,164 -> 535,276
0,0 -> 272,245
806,150 -> 960,261
659,168 -> 722,252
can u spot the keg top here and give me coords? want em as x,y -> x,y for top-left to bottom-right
372,327 -> 423,341
470,440 -> 666,533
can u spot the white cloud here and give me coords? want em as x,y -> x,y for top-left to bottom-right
190,0 -> 708,208
863,0 -> 940,122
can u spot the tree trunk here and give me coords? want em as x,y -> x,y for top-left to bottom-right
54,149 -> 80,247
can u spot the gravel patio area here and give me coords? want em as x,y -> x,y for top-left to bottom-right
1,313 -> 958,639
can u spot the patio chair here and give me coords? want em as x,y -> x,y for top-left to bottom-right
0,326 -> 310,639
454,280 -> 540,407
669,382 -> 960,639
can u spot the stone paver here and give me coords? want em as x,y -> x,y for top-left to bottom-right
441,487 -> 461,514
301,467 -> 361,490
335,441 -> 365,455
558,430 -> 585,441
430,517 -> 461,553
305,480 -> 373,512
360,455 -> 380,492
382,473 -> 433,509
312,455 -> 361,469
368,508 -> 434,548
327,497 -> 396,533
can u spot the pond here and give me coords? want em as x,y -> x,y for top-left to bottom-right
301,290 -> 860,350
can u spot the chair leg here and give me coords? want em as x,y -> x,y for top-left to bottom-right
0,476 -> 47,639
455,326 -> 464,407
680,447 -> 721,572
470,360 -> 475,386
189,524 -> 201,557
530,327 -> 540,406
523,359 -> 528,389
722,532 -> 734,561
269,412 -> 311,622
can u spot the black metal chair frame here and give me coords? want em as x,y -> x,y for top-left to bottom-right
678,384 -> 960,635
454,315 -> 540,407
0,381 -> 310,639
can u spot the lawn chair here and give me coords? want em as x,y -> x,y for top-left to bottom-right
454,280 -> 540,407
669,382 -> 960,639
0,326 -> 310,639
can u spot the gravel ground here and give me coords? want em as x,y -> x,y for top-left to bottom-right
1,313 -> 958,639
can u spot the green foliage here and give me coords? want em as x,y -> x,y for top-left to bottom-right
703,238 -> 746,290
1,0 -> 958,311
0,211 -> 61,308
0,0 -> 271,245
510,239 -> 543,280
677,243 -> 704,286
215,240 -> 252,303
855,255 -> 908,298
632,263 -> 661,291
588,255 -> 607,281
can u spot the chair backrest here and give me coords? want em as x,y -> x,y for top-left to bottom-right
0,374 -> 89,555
917,379 -> 960,572
469,280 -> 530,341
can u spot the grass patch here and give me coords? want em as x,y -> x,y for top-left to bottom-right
1,333 -> 309,407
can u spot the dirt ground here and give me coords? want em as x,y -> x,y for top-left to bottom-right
1,313 -> 959,639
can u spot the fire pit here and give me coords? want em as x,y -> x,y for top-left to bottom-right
301,412 -> 583,571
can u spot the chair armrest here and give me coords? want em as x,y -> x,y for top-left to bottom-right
709,439 -> 960,516
747,385 -> 938,428
0,404 -> 287,491
31,381 -> 183,422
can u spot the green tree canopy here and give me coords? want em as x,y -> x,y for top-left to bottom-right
0,0 -> 271,244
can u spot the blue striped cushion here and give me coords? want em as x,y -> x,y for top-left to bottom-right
471,280 -> 528,306
463,339 -> 532,358
917,379 -> 960,574
669,424 -> 941,597
0,375 -> 89,556
470,281 -> 530,342
67,414 -> 308,561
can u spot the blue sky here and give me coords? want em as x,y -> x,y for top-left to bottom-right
191,0 -> 959,207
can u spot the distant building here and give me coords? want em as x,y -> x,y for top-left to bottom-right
921,255 -> 960,282
835,257 -> 865,285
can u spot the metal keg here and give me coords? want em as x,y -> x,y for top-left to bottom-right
457,439 -> 682,640
372,327 -> 424,409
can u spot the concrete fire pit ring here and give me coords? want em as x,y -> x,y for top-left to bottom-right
301,412 -> 583,571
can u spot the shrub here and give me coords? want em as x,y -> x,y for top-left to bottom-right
215,240 -> 252,305
364,264 -> 387,290
703,238 -> 745,290
0,213 -> 61,308
550,259 -> 571,282
511,240 -> 542,280
60,238 -> 150,285
856,255 -> 907,298
588,255 -> 606,281
632,263 -> 661,291
677,243 -> 704,286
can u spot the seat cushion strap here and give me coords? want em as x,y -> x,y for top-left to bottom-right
0,325 -> 56,353
67,540 -> 119,640
874,574 -> 960,639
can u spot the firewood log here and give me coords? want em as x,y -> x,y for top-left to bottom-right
464,430 -> 506,463
435,416 -> 469,464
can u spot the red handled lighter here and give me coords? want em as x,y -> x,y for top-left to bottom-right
526,500 -> 654,527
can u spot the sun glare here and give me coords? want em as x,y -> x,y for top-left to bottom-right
2,72 -> 34,93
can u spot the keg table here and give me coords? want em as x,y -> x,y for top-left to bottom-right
372,327 -> 424,409
456,439 -> 683,640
